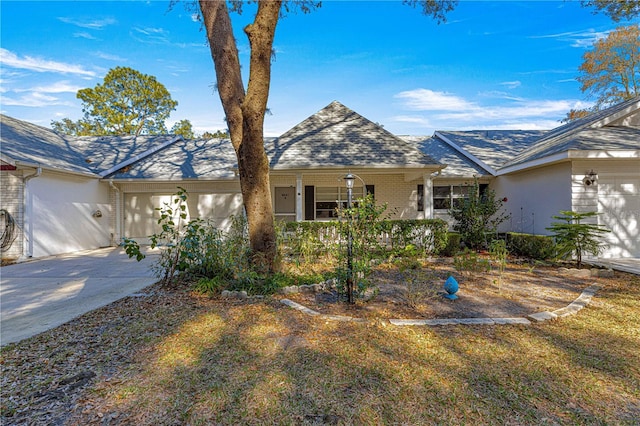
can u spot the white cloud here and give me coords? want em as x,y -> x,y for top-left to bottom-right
0,48 -> 96,77
529,29 -> 610,49
93,51 -> 127,62
74,32 -> 97,40
499,81 -> 521,90
14,81 -> 82,94
394,89 -> 476,111
58,17 -> 117,30
392,88 -> 593,132
1,92 -> 70,107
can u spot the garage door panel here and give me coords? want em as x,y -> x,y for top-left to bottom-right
598,176 -> 640,258
125,192 -> 243,241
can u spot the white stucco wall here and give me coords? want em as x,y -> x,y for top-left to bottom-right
494,162 -> 573,235
27,171 -> 111,258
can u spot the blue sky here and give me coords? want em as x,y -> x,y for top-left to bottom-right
1,1 -> 637,137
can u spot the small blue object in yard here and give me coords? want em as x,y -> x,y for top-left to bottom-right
443,275 -> 459,300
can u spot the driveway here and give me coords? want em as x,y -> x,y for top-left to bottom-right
1,247 -> 158,346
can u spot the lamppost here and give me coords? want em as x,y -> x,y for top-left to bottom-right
344,173 -> 355,304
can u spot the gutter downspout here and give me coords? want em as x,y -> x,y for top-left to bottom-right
109,180 -> 121,245
23,166 -> 42,258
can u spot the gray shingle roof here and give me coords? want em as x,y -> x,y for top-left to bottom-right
502,96 -> 640,169
434,130 -> 547,173
402,135 -> 488,177
106,138 -> 238,180
1,114 -> 95,175
266,101 -> 442,170
0,114 -> 182,176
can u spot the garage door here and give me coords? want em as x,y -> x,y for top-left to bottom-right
598,176 -> 640,258
124,192 -> 244,241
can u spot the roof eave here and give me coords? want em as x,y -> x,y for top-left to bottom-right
568,149 -> 640,159
11,159 -> 100,178
497,152 -> 570,175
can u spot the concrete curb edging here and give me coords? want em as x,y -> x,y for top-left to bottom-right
280,283 -> 602,326
528,284 -> 601,322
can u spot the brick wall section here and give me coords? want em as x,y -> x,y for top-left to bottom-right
0,171 -> 24,260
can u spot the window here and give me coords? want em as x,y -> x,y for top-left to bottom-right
417,184 -> 424,212
433,185 -> 475,210
313,186 -> 365,220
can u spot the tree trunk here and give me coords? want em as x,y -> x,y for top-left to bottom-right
200,0 -> 280,273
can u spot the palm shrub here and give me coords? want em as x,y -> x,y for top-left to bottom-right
546,210 -> 610,268
449,179 -> 509,250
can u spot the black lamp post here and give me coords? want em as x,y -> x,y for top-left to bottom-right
344,173 -> 355,304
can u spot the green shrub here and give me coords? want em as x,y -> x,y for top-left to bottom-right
506,232 -> 555,260
193,276 -> 226,295
454,248 -> 490,274
547,210 -> 610,268
439,232 -> 462,257
449,179 -> 508,250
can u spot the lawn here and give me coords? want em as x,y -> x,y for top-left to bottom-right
1,263 -> 639,425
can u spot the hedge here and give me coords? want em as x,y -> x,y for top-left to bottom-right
506,232 -> 555,260
282,219 -> 448,256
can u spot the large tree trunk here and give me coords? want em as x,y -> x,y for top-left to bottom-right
200,0 -> 280,273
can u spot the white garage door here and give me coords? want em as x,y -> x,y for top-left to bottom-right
124,192 -> 244,241
598,176 -> 640,258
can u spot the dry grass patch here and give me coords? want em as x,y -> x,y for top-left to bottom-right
1,268 -> 639,425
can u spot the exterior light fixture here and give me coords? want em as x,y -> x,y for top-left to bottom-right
583,169 -> 598,186
344,172 -> 355,190
344,172 -> 355,304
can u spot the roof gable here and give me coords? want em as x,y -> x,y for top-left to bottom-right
1,114 -> 95,175
501,97 -> 640,171
266,101 -> 441,170
433,130 -> 547,175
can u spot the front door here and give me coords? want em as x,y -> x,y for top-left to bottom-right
274,187 -> 296,222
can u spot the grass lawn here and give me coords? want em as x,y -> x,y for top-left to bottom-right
1,265 -> 639,425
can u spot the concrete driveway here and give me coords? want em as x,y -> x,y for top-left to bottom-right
1,247 -> 158,346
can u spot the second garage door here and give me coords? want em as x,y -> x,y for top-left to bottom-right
124,192 -> 244,241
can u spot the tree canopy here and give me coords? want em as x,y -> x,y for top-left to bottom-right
171,119 -> 196,139
563,24 -> 639,122
578,25 -> 639,108
581,0 -> 640,21
52,66 -> 178,136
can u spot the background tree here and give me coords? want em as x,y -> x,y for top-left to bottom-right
51,66 -> 178,136
578,25 -> 639,108
564,24 -> 640,121
197,0 -> 457,273
171,119 -> 196,139
581,0 -> 640,22
202,129 -> 231,139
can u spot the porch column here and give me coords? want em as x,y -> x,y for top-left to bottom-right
423,173 -> 433,219
296,173 -> 303,222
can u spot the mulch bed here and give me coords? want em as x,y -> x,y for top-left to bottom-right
282,258 -> 596,320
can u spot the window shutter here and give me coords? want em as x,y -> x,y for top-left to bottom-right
304,186 -> 315,220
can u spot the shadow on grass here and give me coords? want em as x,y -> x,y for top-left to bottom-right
57,274 -> 639,425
